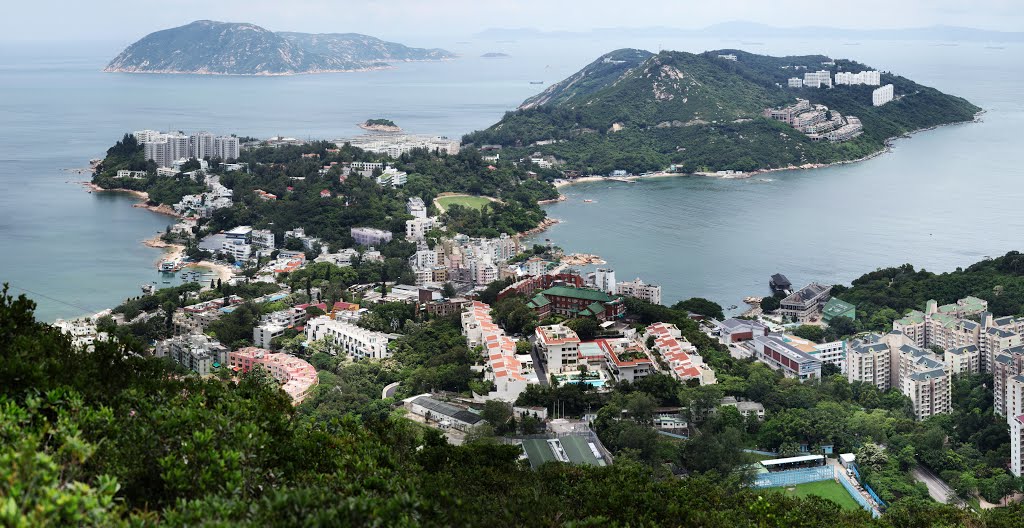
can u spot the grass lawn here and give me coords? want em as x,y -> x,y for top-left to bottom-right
435,194 -> 494,211
781,480 -> 862,511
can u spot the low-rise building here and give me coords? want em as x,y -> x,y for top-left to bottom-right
229,347 -> 318,404
304,316 -> 396,359
535,324 -> 581,374
351,227 -> 393,246
615,277 -> 662,305
597,338 -> 654,382
156,334 -> 228,376
752,335 -> 822,381
404,394 -> 485,432
646,322 -> 715,385
779,282 -> 832,322
718,318 -> 769,343
526,286 -> 626,321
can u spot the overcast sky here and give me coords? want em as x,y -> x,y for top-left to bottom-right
3,0 -> 1022,42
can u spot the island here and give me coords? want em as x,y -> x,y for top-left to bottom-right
358,119 -> 402,132
104,20 -> 456,75
481,52 -> 510,58
463,48 -> 981,176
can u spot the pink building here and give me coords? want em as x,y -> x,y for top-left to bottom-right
230,347 -> 319,404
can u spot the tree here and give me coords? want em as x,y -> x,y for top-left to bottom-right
442,282 -> 457,298
821,362 -> 842,377
481,400 -> 514,434
672,298 -> 725,320
760,296 -> 781,312
565,317 -> 599,341
792,325 -> 825,343
857,443 -> 888,471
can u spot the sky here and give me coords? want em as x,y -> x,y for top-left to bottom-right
2,0 -> 1022,42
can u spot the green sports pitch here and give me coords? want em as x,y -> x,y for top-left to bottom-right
435,195 -> 493,211
781,480 -> 862,511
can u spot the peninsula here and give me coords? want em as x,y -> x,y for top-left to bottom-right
463,48 -> 980,176
104,20 -> 456,75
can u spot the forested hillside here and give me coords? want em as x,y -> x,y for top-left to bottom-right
464,49 -> 980,175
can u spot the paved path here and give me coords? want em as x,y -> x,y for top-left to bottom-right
911,465 -> 963,506
528,336 -> 549,386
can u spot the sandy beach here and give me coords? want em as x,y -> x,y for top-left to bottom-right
183,261 -> 235,284
143,234 -> 185,263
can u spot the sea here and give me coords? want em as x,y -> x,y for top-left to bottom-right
0,36 -> 1021,321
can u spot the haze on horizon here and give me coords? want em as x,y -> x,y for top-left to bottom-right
3,0 -> 1022,43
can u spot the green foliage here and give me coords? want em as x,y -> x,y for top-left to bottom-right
2,282 -> 1015,526
672,297 -> 725,320
837,252 -> 1024,329
465,50 -> 979,175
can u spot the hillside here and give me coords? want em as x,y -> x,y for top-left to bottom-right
104,20 -> 455,75
464,49 -> 980,175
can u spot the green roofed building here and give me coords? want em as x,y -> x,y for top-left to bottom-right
822,298 -> 856,323
526,286 -> 626,321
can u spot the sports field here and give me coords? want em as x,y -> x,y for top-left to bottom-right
782,480 -> 861,511
435,194 -> 494,211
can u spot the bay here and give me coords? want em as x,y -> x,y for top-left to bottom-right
0,36 -> 1020,320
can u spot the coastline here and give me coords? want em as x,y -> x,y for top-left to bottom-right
142,233 -> 235,284
550,112 -> 984,189
82,182 -> 182,218
357,123 -> 403,133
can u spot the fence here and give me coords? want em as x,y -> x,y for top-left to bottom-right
751,465 -> 834,488
863,482 -> 886,508
836,469 -> 881,518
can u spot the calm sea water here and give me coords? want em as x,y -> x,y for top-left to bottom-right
0,37 -> 1020,320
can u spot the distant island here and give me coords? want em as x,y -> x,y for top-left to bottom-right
481,52 -> 510,58
358,119 -> 402,132
463,48 -> 981,176
104,20 -> 456,75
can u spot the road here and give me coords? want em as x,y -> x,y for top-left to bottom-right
911,465 -> 964,507
528,336 -> 549,386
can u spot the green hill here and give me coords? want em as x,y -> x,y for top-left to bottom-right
464,49 -> 980,175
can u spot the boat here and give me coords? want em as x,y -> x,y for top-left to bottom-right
583,199 -> 593,203
141,284 -> 155,295
529,81 -> 544,85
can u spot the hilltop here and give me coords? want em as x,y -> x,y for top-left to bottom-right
104,20 -> 455,75
464,49 -> 980,175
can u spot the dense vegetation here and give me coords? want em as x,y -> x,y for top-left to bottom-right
92,136 -> 560,248
464,49 -> 980,175
363,118 -> 398,127
92,134 -> 208,205
834,251 -> 1024,332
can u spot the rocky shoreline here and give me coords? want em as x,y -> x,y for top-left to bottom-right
519,217 -> 560,238
82,182 -> 182,218
358,123 -> 402,133
551,111 -> 985,189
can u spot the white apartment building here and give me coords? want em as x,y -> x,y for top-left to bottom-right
803,70 -> 832,88
835,70 -> 881,86
351,227 -> 393,246
407,196 -> 428,219
253,323 -> 287,348
787,77 -> 803,88
535,324 -> 581,374
156,334 -> 228,376
590,268 -> 616,295
616,278 -> 662,306
845,332 -> 952,420
1009,375 -> 1024,477
250,229 -> 276,251
304,316 -> 396,360
406,217 -> 436,241
945,344 -> 981,375
846,335 -> 893,391
872,84 -> 894,106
